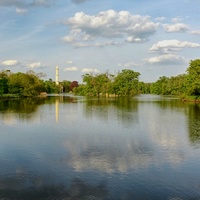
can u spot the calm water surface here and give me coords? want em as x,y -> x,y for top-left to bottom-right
0,94 -> 200,200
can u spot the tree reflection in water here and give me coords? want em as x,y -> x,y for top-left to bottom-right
0,177 -> 108,200
188,104 -> 200,144
1,94 -> 200,199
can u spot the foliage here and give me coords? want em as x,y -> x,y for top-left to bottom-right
8,71 -> 44,97
0,70 -> 10,95
0,70 -> 59,97
79,72 -> 113,96
113,69 -> 140,96
70,81 -> 79,91
0,59 -> 199,98
186,59 -> 200,95
43,79 -> 60,94
62,80 -> 71,93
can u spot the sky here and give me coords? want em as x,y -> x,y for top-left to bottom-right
0,0 -> 200,83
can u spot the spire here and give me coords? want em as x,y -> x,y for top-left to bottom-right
56,65 -> 59,85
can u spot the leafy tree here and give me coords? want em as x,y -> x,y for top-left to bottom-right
80,72 -> 113,96
138,82 -> 150,94
113,69 -> 140,96
186,59 -> 200,95
70,81 -> 79,91
62,80 -> 71,93
0,70 -> 10,95
8,71 -> 43,97
43,79 -> 60,94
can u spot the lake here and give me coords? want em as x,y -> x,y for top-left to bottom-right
0,94 -> 200,200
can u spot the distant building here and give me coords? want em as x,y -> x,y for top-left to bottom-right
55,66 -> 59,85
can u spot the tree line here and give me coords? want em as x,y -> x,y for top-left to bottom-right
0,59 -> 199,97
0,70 -> 78,97
74,59 -> 200,97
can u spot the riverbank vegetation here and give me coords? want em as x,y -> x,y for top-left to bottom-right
74,59 -> 200,101
0,59 -> 199,100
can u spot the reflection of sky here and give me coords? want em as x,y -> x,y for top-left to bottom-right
1,95 -> 200,199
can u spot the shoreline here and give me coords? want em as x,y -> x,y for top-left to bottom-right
181,96 -> 200,103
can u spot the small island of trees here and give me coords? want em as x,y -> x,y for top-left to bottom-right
0,59 -> 200,101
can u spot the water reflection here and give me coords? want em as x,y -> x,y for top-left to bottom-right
65,139 -> 153,173
187,104 -> 200,144
83,97 -> 139,127
1,94 -> 200,199
0,176 -> 108,200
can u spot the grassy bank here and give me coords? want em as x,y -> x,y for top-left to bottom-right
181,95 -> 200,103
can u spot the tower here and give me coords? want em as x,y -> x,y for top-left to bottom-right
55,65 -> 59,85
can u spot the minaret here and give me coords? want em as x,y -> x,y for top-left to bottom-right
55,65 -> 59,85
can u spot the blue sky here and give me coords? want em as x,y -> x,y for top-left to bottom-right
0,0 -> 200,83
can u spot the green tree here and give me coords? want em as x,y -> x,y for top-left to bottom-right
0,70 -> 10,95
8,71 -> 43,97
43,79 -> 60,94
62,80 -> 71,93
186,59 -> 200,95
77,72 -> 114,96
113,69 -> 140,96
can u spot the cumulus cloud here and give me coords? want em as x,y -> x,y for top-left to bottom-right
82,68 -> 100,73
124,62 -> 142,68
147,54 -> 186,65
27,62 -> 43,68
163,23 -> 189,33
16,7 -> 28,14
71,41 -> 119,48
171,17 -> 184,23
190,30 -> 200,35
155,17 -> 166,22
64,67 -> 78,71
125,37 -> 145,43
66,60 -> 73,64
63,10 -> 158,47
149,40 -> 200,53
1,60 -> 19,66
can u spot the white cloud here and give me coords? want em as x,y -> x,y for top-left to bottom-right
94,41 -> 119,47
64,67 -> 78,71
66,60 -> 73,64
163,23 -> 189,33
16,7 -> 28,14
1,60 -> 19,66
155,17 -> 166,22
28,62 -> 42,68
171,17 -> 183,23
124,62 -> 142,68
125,37 -> 144,43
190,30 -> 200,35
63,10 -> 158,47
72,41 -> 119,48
63,36 -> 76,43
82,68 -> 100,73
147,54 -> 186,65
149,40 -> 200,53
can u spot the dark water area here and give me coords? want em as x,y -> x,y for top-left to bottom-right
0,94 -> 200,200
